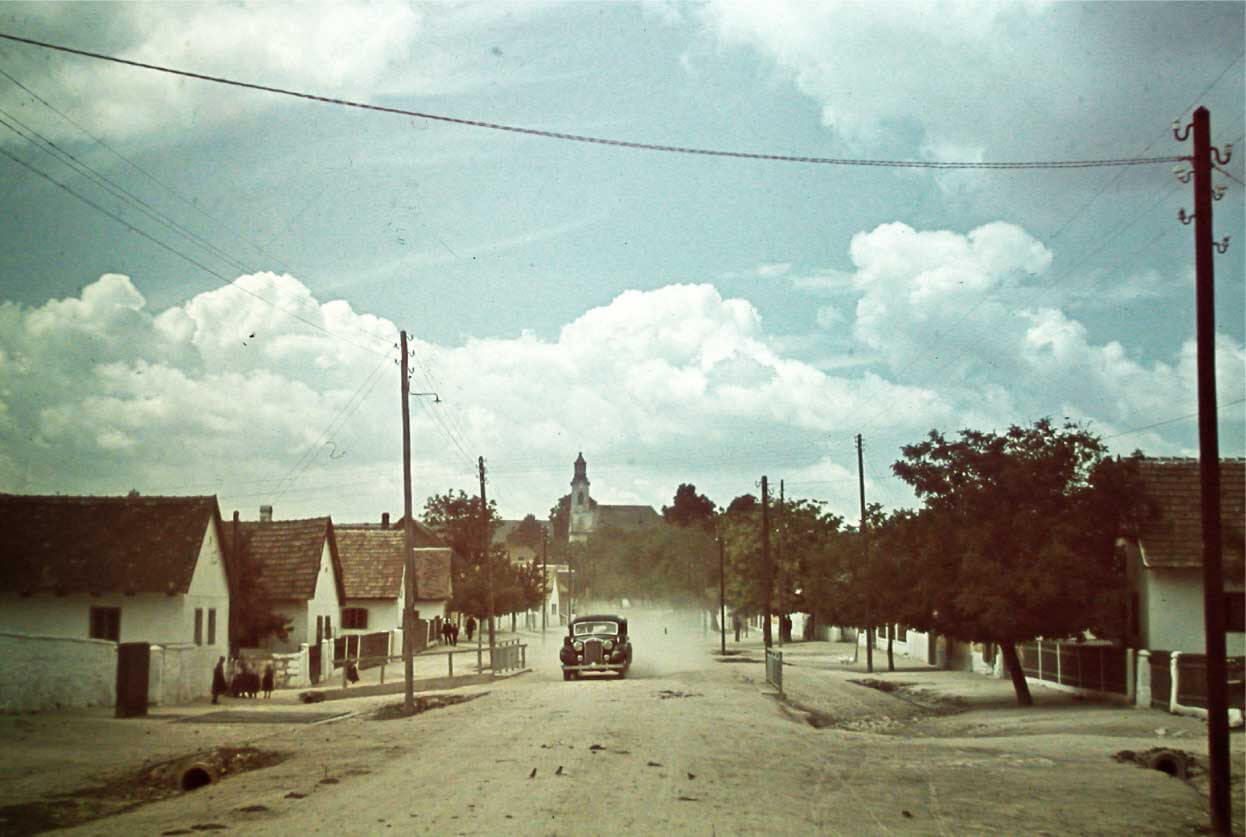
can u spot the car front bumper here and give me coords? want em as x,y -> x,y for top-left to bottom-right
562,662 -> 628,673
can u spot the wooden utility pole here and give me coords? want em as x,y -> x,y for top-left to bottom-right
777,479 -> 785,646
478,457 -> 496,669
857,434 -> 872,674
399,331 -> 416,714
718,530 -> 726,655
541,528 -> 548,636
1178,106 -> 1232,835
761,476 -> 772,649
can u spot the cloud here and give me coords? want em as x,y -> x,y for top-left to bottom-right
755,262 -> 792,278
0,3 -> 554,142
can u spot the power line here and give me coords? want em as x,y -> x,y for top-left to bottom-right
1103,398 -> 1246,441
0,141 -> 392,359
0,31 -> 1186,171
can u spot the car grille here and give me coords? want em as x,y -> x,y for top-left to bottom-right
583,639 -> 604,664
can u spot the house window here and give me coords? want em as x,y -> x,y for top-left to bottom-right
315,616 -> 324,643
1227,592 -> 1245,633
208,609 -> 217,645
325,615 -> 332,639
551,602 -> 557,615
342,608 -> 368,630
897,625 -> 908,642
89,607 -> 120,641
194,608 -> 203,645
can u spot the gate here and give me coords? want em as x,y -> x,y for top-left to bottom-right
765,648 -> 783,694
308,644 -> 322,684
115,642 -> 150,718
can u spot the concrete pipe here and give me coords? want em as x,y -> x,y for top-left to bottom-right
1146,749 -> 1189,780
179,761 -> 216,791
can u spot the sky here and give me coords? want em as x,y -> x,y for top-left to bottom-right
0,1 -> 1242,525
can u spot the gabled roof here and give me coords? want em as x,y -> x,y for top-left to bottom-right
336,523 -> 453,601
596,504 -> 661,530
224,517 -> 343,602
1135,458 -> 1246,570
0,494 -> 222,595
336,528 -> 404,599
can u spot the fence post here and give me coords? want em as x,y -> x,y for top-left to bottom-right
1056,641 -> 1063,685
448,651 -> 453,678
521,644 -> 526,669
1037,640 -> 1043,682
1135,649 -> 1151,707
1169,651 -> 1181,713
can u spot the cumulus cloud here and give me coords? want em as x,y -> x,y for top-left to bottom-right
0,271 -> 949,521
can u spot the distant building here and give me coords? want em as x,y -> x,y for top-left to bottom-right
567,452 -> 660,543
336,515 -> 453,637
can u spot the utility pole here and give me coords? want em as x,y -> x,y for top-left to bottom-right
1176,107 -> 1232,836
541,528 -> 548,636
777,479 -> 785,646
718,529 -> 726,655
399,331 -> 416,714
478,456 -> 496,671
857,434 -> 872,674
761,476 -> 772,649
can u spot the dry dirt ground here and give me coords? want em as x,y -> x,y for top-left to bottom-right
1,618 -> 1242,836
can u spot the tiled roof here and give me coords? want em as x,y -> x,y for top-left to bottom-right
224,517 -> 342,601
1135,458 -> 1246,570
0,494 -> 221,595
596,504 -> 661,529
336,528 -> 404,599
336,524 -> 453,601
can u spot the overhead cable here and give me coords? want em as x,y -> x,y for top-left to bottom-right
0,32 -> 1185,171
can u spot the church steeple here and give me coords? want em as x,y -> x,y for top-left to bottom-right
569,452 -> 592,542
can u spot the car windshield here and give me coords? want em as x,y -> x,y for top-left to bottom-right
572,621 -> 619,637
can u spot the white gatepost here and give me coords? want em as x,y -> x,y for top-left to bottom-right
1169,651 -> 1181,713
1135,649 -> 1152,707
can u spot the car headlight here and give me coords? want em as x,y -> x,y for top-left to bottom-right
573,640 -> 583,652
603,639 -> 614,651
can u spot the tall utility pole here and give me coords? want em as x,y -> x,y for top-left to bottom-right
761,476 -> 772,649
541,528 -> 548,636
399,331 -> 416,714
857,434 -> 872,674
718,530 -> 726,655
478,457 -> 496,668
777,479 -> 785,646
1177,106 -> 1232,836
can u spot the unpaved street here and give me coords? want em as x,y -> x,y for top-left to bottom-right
50,618 -> 1238,836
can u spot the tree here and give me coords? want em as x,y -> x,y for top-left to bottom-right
892,419 -> 1147,705
510,513 -> 544,549
422,489 -> 500,617
226,539 -> 291,654
662,483 -> 717,528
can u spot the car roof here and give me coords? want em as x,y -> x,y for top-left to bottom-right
570,614 -> 625,625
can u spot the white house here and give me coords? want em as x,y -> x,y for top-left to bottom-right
0,494 -> 231,709
1122,457 -> 1246,655
224,509 -> 344,654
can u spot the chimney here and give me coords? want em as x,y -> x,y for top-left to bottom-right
382,512 -> 390,529
260,505 -> 273,523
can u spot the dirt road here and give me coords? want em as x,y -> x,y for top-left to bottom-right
45,619 -> 1239,835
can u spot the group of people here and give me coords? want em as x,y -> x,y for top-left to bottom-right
439,615 -> 480,644
211,656 -> 275,704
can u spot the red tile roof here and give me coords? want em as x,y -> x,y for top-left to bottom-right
0,494 -> 222,595
224,517 -> 343,602
336,523 -> 452,601
1135,458 -> 1246,570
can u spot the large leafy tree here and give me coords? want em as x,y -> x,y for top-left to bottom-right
891,419 -> 1147,705
548,493 -> 597,542
662,483 -> 717,529
510,513 -> 545,549
227,543 -> 291,654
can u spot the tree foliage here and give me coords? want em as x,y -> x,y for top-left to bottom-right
422,489 -> 543,618
509,513 -> 545,549
886,419 -> 1148,704
662,483 -> 717,529
227,538 -> 291,653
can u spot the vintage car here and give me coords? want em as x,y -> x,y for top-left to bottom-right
559,614 -> 632,680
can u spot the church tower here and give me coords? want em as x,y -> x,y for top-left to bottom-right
568,452 -> 593,542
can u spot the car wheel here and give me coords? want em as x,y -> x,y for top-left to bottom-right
563,670 -> 573,681
617,667 -> 627,679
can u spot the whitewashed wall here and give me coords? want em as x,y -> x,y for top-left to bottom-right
0,632 -> 115,712
341,598 -> 401,634
149,643 -> 220,705
306,540 -> 341,642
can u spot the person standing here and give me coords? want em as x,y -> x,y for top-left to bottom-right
465,615 -> 476,642
211,656 -> 227,705
262,664 -> 274,699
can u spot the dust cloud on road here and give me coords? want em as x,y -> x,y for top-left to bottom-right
54,611 -> 1227,836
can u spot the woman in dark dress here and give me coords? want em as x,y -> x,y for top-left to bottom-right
211,656 -> 228,704
261,664 -> 274,698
